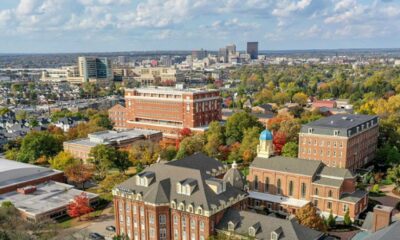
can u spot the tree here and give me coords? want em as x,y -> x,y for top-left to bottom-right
176,134 -> 206,159
67,193 -> 93,221
295,204 -> 326,231
227,142 -> 241,163
376,145 -> 400,165
327,210 -> 336,228
0,107 -> 10,116
239,127 -> 261,163
89,145 -> 118,179
387,165 -> 400,192
225,112 -> 263,144
129,140 -> 161,166
344,209 -> 352,226
114,151 -> 132,173
64,163 -> 94,190
160,145 -> 177,161
282,142 -> 298,157
272,131 -> 286,155
292,92 -> 308,106
16,131 -> 62,163
204,121 -> 224,158
49,151 -> 78,170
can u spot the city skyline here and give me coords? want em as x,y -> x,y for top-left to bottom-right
0,0 -> 399,53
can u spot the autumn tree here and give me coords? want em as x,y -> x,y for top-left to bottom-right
176,134 -> 206,159
239,127 -> 261,164
64,163 -> 94,190
227,142 -> 241,163
49,151 -> 79,170
292,92 -> 308,106
295,204 -> 326,231
272,131 -> 286,155
204,121 -> 225,158
129,140 -> 161,166
67,193 -> 93,221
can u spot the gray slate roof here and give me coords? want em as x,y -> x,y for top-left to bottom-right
251,156 -> 323,177
216,209 -> 324,240
340,189 -> 367,203
301,114 -> 378,137
364,221 -> 400,240
313,176 -> 343,188
319,166 -> 354,179
116,153 -> 246,211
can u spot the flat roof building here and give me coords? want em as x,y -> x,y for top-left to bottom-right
0,181 -> 98,222
0,158 -> 65,194
64,129 -> 162,161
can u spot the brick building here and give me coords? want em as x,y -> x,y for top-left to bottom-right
64,129 -> 162,161
298,114 -> 379,170
108,87 -> 222,139
247,129 -> 368,220
112,153 -> 247,240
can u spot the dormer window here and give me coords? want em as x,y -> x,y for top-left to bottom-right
308,128 -> 313,134
177,178 -> 197,196
196,207 -> 203,215
136,171 -> 155,187
271,227 -> 282,240
249,227 -> 256,237
333,130 -> 339,136
228,221 -> 236,231
271,232 -> 278,240
206,178 -> 226,194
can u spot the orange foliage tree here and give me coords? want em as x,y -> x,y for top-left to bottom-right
64,163 -> 94,190
272,131 -> 286,155
67,193 -> 93,221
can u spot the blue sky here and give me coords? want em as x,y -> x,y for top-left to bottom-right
0,0 -> 399,53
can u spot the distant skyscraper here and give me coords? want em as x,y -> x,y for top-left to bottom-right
160,55 -> 172,67
218,47 -> 228,63
192,48 -> 207,60
226,44 -> 236,56
247,42 -> 259,60
78,56 -> 113,82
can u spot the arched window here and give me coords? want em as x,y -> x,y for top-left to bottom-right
301,183 -> 306,198
288,181 -> 294,196
328,190 -> 333,198
265,177 -> 269,193
314,188 -> 319,196
254,176 -> 259,191
277,179 -> 282,194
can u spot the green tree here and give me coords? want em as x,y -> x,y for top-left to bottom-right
16,131 -> 62,163
343,209 -> 352,226
282,142 -> 298,157
49,151 -> 79,170
114,151 -> 132,173
89,145 -> 118,180
376,145 -> 400,165
239,127 -> 261,163
225,112 -> 263,144
387,165 -> 400,191
0,108 -> 10,116
292,92 -> 308,106
160,145 -> 177,161
327,210 -> 336,228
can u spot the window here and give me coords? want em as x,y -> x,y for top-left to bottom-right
228,221 -> 235,231
133,206 -> 137,214
200,221 -> 205,231
160,228 -> 167,240
191,233 -> 195,240
327,201 -> 332,209
254,175 -> 259,191
315,188 -> 319,196
328,190 -> 333,198
159,214 -> 166,224
271,232 -> 278,240
265,177 -> 269,192
150,228 -> 155,238
314,199 -> 318,207
149,214 -> 154,224
191,219 -> 196,229
308,128 -> 313,134
174,229 -> 178,240
248,227 -> 256,237
343,204 -> 349,212
182,216 -> 186,227
334,130 -> 339,136
288,181 -> 294,196
174,215 -> 178,225
301,183 -> 307,198
277,179 -> 282,194
140,207 -> 144,216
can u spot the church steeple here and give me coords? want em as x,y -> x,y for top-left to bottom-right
257,129 -> 274,158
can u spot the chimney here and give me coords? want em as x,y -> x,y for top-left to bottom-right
17,185 -> 37,194
372,205 -> 393,232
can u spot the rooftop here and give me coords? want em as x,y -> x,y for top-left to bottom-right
0,181 -> 98,217
0,158 -> 62,188
126,86 -> 219,94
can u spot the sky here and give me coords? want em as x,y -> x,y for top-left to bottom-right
0,0 -> 399,53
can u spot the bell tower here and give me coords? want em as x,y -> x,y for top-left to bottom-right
257,129 -> 274,158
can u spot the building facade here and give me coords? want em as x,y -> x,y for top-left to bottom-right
109,87 -> 222,139
298,114 -> 379,170
112,153 -> 247,240
78,56 -> 113,83
247,130 -> 368,220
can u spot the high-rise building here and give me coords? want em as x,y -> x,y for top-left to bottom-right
247,42 -> 259,60
160,56 -> 172,67
226,44 -> 236,56
78,56 -> 113,83
108,87 -> 222,139
192,49 -> 207,60
218,48 -> 228,63
298,114 -> 379,170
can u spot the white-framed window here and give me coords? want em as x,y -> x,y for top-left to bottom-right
149,214 -> 154,224
174,229 -> 179,240
160,228 -> 167,240
173,215 -> 178,225
308,128 -> 313,134
199,221 -> 205,231
150,228 -> 155,238
190,219 -> 196,229
159,214 -> 166,224
182,216 -> 186,227
334,130 -> 339,136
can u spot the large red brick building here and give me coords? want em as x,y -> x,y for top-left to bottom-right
298,114 -> 379,170
113,153 -> 247,240
108,87 -> 222,139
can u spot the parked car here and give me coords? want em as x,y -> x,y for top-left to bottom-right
89,232 -> 105,240
106,226 -> 116,232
